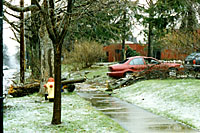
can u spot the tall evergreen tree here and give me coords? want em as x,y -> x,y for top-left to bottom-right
135,0 -> 200,57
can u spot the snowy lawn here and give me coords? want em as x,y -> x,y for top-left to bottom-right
4,93 -> 126,133
113,79 -> 200,130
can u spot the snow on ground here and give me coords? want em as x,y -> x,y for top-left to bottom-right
4,93 -> 126,133
113,79 -> 200,130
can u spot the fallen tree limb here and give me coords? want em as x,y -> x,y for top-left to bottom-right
8,82 -> 40,97
106,77 -> 144,91
61,78 -> 86,85
106,65 -> 168,91
8,77 -> 86,97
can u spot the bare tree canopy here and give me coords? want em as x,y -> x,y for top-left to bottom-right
4,1 -> 37,12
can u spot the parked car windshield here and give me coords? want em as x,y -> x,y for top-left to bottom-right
129,58 -> 144,65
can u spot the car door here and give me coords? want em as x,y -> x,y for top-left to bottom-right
144,57 -> 161,72
128,57 -> 147,72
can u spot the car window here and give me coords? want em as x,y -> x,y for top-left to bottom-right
150,59 -> 159,64
119,59 -> 129,64
187,53 -> 200,58
144,58 -> 159,64
195,53 -> 200,58
144,59 -> 150,64
129,58 -> 144,65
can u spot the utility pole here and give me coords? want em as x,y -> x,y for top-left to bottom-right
0,0 -> 4,132
20,0 -> 25,84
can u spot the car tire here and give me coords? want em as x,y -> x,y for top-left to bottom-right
168,68 -> 177,77
124,72 -> 133,78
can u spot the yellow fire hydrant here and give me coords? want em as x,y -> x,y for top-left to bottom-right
44,77 -> 55,101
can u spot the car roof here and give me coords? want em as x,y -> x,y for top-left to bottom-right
127,56 -> 154,59
187,53 -> 200,58
127,56 -> 145,59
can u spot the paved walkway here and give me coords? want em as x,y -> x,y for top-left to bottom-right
78,90 -> 199,133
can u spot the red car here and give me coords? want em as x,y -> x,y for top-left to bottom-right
107,56 -> 184,78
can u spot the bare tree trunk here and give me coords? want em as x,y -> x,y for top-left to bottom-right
39,19 -> 54,94
34,0 -> 72,125
28,0 -> 41,79
0,1 -> 3,131
52,43 -> 62,124
20,0 -> 25,84
121,10 -> 126,61
30,40 -> 41,79
48,49 -> 53,77
148,23 -> 152,57
148,0 -> 153,57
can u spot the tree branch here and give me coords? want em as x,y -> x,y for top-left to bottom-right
49,0 -> 59,37
4,10 -> 20,19
32,0 -> 57,43
4,15 -> 20,33
44,0 -> 57,43
4,1 -> 38,12
58,0 -> 73,43
10,28 -> 20,43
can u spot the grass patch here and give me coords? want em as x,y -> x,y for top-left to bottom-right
61,64 -> 108,79
84,66 -> 108,79
4,93 -> 126,132
113,79 -> 200,130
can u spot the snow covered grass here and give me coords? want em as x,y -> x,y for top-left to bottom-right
113,79 -> 200,130
85,66 -> 108,79
4,93 -> 126,133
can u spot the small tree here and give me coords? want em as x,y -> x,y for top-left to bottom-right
65,41 -> 106,70
161,30 -> 200,55
134,0 -> 198,57
126,46 -> 139,58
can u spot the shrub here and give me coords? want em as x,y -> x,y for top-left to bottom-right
126,46 -> 140,58
64,41 -> 106,70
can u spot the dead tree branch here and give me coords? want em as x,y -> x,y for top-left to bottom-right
4,1 -> 38,12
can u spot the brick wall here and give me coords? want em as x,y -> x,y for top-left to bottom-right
104,43 -> 188,62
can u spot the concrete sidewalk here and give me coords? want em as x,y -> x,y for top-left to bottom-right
78,91 -> 199,133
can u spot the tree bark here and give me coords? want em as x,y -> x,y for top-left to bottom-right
121,10 -> 126,61
48,49 -> 53,77
52,43 -> 62,124
39,21 -> 54,94
0,0 -> 3,131
148,23 -> 152,57
20,0 -> 25,84
147,0 -> 153,57
62,78 -> 86,85
122,38 -> 125,61
8,82 -> 40,97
